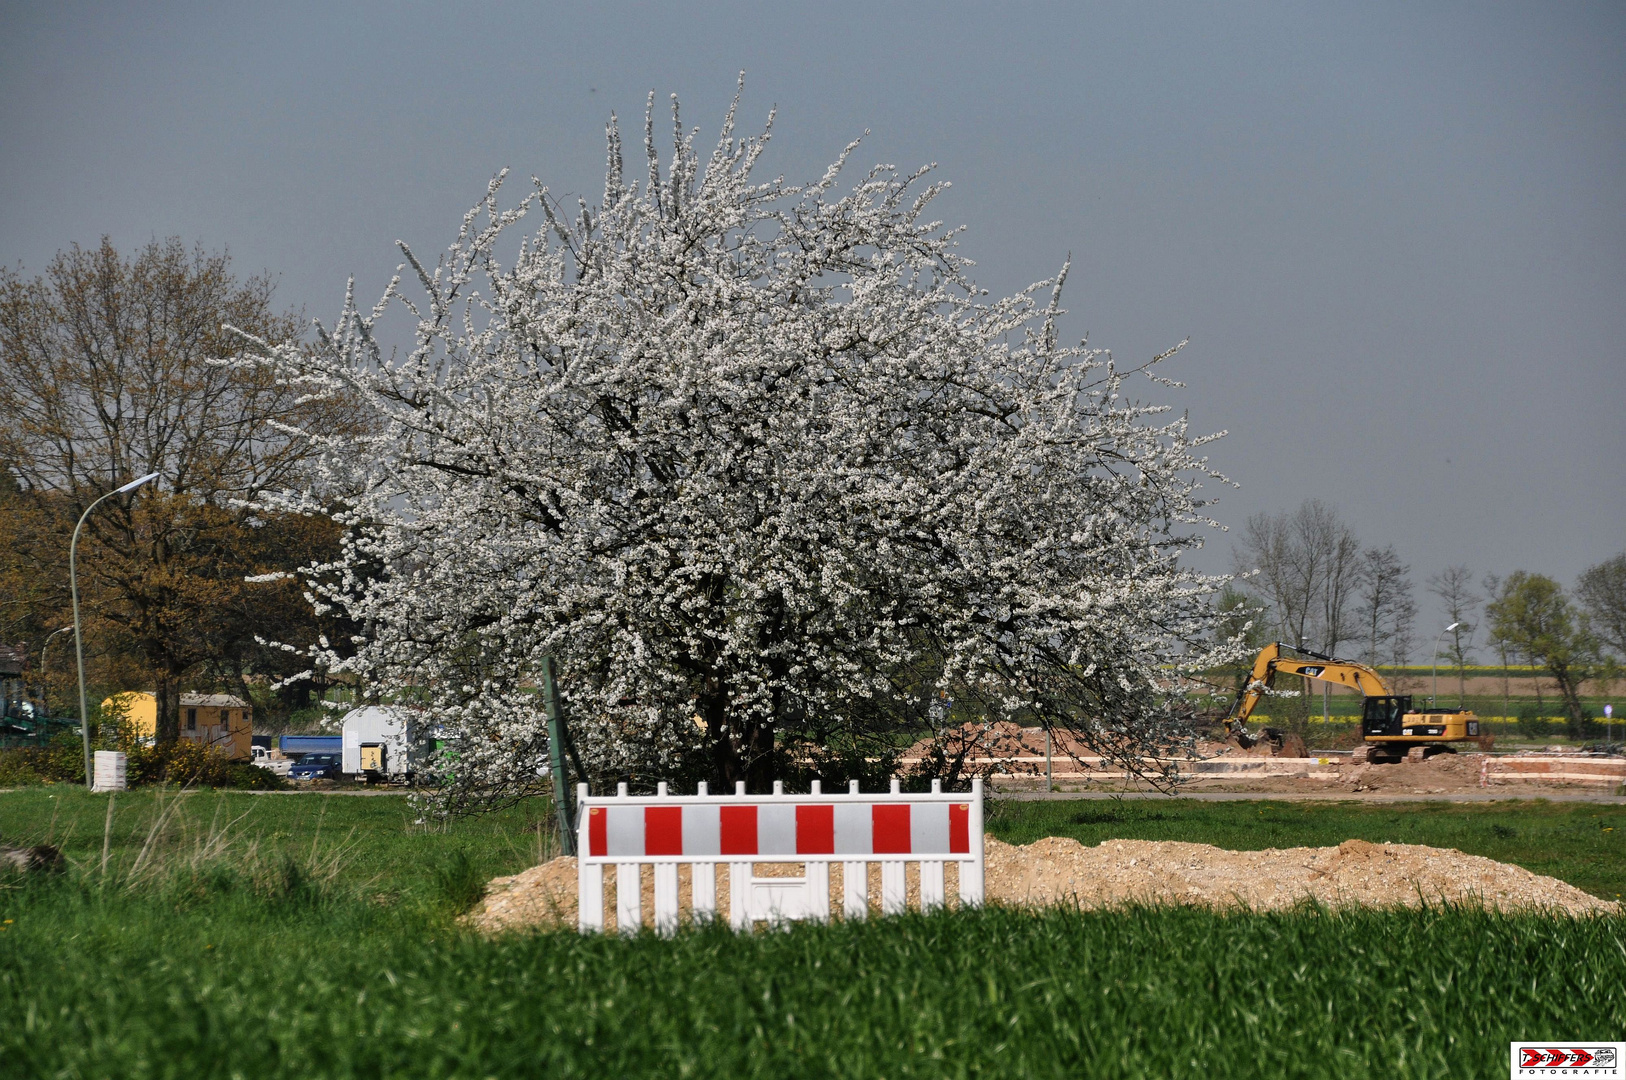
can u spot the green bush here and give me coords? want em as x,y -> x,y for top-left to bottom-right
1568,713 -> 1605,741
1516,703 -> 1549,739
0,738 -> 86,785
0,738 -> 286,790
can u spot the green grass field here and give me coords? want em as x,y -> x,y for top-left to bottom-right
3,789 -> 1623,1078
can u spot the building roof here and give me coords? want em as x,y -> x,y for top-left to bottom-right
181,693 -> 250,709
113,691 -> 252,710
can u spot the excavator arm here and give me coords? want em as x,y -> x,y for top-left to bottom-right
1226,643 -> 1391,744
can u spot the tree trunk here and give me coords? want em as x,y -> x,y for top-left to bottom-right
1550,663 -> 1588,730
700,682 -> 777,793
745,720 -> 776,793
1500,649 -> 1510,721
153,674 -> 181,746
701,678 -> 741,790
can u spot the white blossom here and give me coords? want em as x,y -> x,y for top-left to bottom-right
235,82 -> 1240,808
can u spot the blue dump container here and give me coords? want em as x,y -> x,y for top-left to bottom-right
279,734 -> 342,758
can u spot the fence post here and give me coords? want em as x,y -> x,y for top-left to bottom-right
691,780 -> 717,922
880,777 -> 906,914
843,778 -> 868,918
960,777 -> 985,906
576,782 -> 603,932
920,778 -> 946,910
542,655 -> 576,856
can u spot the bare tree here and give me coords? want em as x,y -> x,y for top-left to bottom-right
1234,500 -> 1361,726
1427,565 -> 1480,706
1234,500 -> 1359,655
1320,522 -> 1362,658
0,238 -> 360,742
1354,545 -> 1416,673
1577,553 -> 1626,661
1235,512 -> 1301,647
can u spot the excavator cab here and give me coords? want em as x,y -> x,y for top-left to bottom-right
1361,696 -> 1412,738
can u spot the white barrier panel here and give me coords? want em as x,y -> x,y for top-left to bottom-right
92,750 -> 127,793
576,778 -> 984,935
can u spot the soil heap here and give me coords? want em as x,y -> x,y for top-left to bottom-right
466,835 -> 1615,934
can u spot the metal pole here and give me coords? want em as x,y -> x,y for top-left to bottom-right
1431,622 -> 1459,709
541,655 -> 576,855
1457,624 -> 1474,709
71,473 -> 159,789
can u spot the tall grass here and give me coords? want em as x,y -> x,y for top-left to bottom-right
4,786 -> 359,913
3,790 -> 1623,1077
2,881 -> 1621,1079
0,787 -> 556,903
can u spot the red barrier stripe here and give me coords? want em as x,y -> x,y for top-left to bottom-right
719,805 -> 758,855
949,803 -> 969,854
872,804 -> 911,854
588,806 -> 607,856
795,804 -> 834,854
645,806 -> 683,855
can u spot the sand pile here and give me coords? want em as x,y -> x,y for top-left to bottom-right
471,856 -> 583,932
466,836 -> 1616,933
983,836 -> 1614,915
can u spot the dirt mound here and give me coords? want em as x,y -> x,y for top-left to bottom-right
469,857 -> 581,933
466,837 -> 1615,933
983,836 -> 1615,915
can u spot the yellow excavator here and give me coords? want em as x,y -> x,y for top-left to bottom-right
1226,642 -> 1484,763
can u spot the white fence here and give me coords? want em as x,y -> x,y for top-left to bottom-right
576,777 -> 984,935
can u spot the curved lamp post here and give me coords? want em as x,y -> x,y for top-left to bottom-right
1430,621 -> 1461,708
38,625 -> 73,716
72,472 -> 159,789
1453,622 -> 1476,708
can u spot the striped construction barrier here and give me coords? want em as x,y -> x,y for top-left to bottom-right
576,778 -> 985,935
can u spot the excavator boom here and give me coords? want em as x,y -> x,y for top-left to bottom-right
1228,643 -> 1391,733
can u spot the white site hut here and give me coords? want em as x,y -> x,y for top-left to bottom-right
340,706 -> 411,781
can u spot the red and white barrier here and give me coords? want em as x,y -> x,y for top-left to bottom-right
576,777 -> 985,935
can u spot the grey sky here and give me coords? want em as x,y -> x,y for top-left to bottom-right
3,1 -> 1623,639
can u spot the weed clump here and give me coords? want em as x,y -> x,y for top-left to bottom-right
431,849 -> 487,914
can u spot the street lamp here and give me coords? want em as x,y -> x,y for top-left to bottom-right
72,472 -> 159,789
1453,622 -> 1476,708
39,626 -> 73,717
1431,621 -> 1461,708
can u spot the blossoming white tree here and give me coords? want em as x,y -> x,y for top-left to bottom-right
239,84 -> 1237,807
